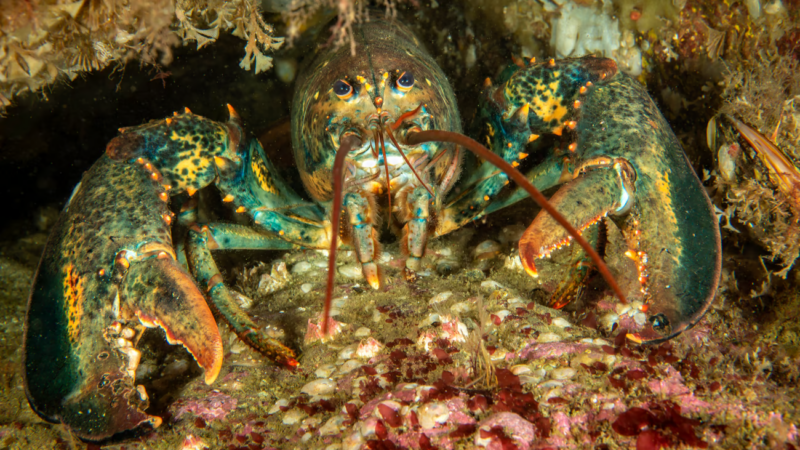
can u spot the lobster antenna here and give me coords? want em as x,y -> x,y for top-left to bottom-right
405,130 -> 628,305
323,134 -> 364,335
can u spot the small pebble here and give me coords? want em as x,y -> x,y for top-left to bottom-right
550,367 -> 577,380
490,348 -> 508,361
537,332 -> 561,343
338,345 -> 357,360
264,325 -> 285,339
292,261 -> 312,274
319,416 -> 346,436
450,301 -> 471,314
342,430 -> 364,450
473,240 -> 501,260
300,379 -> 336,397
510,364 -> 532,375
300,283 -> 313,293
338,264 -> 363,279
570,353 -> 597,369
337,359 -> 362,375
543,387 -> 563,401
418,313 -> 440,328
354,327 -> 371,337
599,313 -> 620,330
282,408 -> 306,425
268,398 -> 289,414
418,402 -> 450,429
633,311 -> 647,326
315,364 -> 335,378
229,340 -> 247,354
492,310 -> 511,322
480,280 -> 504,291
538,380 -> 564,389
430,291 -> 454,304
551,317 -> 572,328
232,291 -> 254,309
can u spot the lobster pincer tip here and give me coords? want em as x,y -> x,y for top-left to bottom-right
362,262 -> 382,290
227,104 -> 241,121
520,253 -> 539,278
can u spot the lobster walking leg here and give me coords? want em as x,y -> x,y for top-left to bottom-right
186,225 -> 298,367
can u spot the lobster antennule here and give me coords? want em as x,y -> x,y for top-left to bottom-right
405,129 -> 628,305
322,134 -> 364,335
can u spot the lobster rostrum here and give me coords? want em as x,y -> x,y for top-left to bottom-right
23,16 -> 720,441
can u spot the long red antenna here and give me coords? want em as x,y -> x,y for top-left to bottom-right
322,134 -> 363,335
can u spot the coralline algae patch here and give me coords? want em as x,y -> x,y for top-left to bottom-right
146,237 -> 799,450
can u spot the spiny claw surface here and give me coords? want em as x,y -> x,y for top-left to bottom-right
497,56 -> 721,341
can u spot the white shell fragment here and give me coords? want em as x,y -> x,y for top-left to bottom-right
430,291 -> 454,304
315,364 -> 336,378
268,398 -> 290,414
537,332 -> 562,343
337,359 -> 362,375
338,264 -> 363,279
551,367 -> 577,380
300,379 -> 336,397
282,408 -> 306,425
292,261 -> 312,274
354,327 -> 372,337
319,416 -> 346,436
480,280 -> 505,291
551,317 -> 572,328
418,402 -> 450,429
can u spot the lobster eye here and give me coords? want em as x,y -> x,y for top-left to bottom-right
396,72 -> 414,92
333,80 -> 353,100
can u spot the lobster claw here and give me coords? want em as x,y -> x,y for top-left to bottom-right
25,252 -> 224,441
24,155 -> 225,441
121,256 -> 224,385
